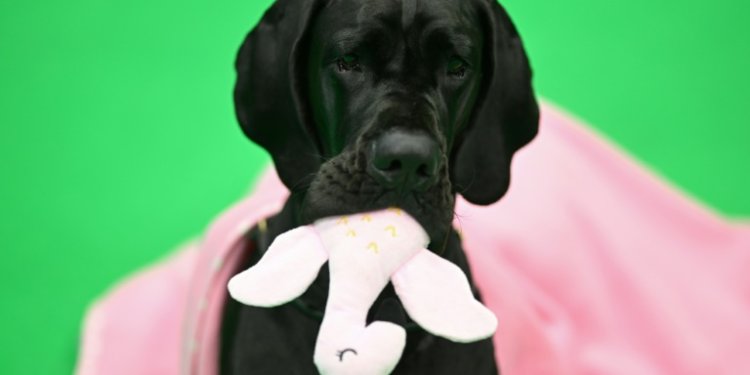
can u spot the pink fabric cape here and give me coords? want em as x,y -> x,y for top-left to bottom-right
76,103 -> 750,375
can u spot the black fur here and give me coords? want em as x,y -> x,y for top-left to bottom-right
224,0 -> 538,373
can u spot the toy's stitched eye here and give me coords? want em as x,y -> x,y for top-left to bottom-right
447,57 -> 468,78
337,54 -> 361,72
336,348 -> 358,362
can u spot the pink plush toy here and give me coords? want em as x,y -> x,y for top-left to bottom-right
227,207 -> 497,375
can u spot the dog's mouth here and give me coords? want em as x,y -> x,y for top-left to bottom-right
301,149 -> 455,245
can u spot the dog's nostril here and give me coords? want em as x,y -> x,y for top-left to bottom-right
416,164 -> 430,177
385,160 -> 402,172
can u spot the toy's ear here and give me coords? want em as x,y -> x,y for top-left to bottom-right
227,226 -> 328,307
451,0 -> 539,205
234,0 -> 325,191
391,250 -> 497,343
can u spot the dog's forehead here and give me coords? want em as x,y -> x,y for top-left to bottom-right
322,0 -> 476,34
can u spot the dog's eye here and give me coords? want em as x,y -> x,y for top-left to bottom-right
337,54 -> 361,72
447,57 -> 468,78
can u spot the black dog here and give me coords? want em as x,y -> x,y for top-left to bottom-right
221,0 -> 538,373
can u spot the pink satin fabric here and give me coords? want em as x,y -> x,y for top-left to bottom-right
76,103 -> 750,375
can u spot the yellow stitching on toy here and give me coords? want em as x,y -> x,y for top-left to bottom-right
367,242 -> 379,254
346,229 -> 357,237
387,207 -> 402,216
361,214 -> 372,222
336,216 -> 349,225
385,225 -> 397,237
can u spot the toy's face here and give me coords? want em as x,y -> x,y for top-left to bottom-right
302,0 -> 485,243
316,208 -> 429,288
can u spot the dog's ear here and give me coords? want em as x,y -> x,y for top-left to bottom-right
451,0 -> 539,205
234,0 -> 324,191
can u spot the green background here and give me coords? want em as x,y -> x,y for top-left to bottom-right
1,0 -> 748,373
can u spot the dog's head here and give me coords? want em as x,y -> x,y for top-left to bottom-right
234,0 -> 538,242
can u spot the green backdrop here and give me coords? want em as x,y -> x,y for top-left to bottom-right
1,0 -> 748,373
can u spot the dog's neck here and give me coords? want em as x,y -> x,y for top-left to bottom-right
265,192 -> 307,234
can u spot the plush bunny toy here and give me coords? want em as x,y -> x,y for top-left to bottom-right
227,208 -> 497,375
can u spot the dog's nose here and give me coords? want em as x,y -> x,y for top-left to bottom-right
367,130 -> 440,192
